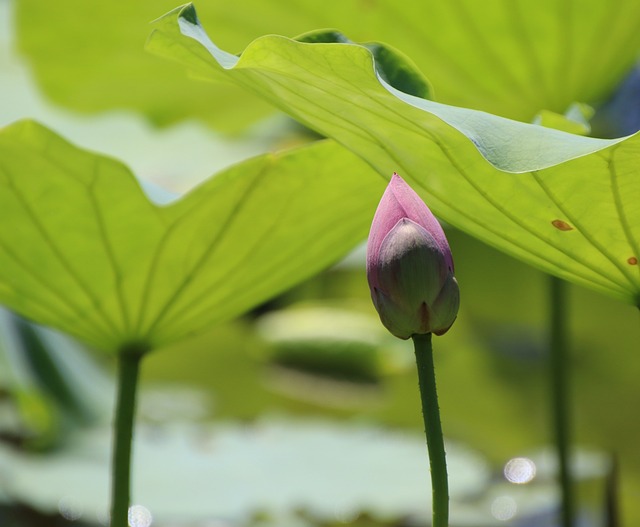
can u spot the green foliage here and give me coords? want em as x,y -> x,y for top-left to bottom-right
8,1 -> 640,524
16,0 -> 640,129
0,120 -> 383,352
148,5 -> 640,306
14,0 -> 274,132
0,309 -> 106,449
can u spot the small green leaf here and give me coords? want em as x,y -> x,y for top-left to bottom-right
533,103 -> 594,136
0,120 -> 384,352
148,5 -> 640,305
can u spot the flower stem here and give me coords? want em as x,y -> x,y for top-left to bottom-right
549,276 -> 574,527
111,344 -> 147,527
412,333 -> 448,527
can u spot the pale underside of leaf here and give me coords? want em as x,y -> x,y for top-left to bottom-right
0,120 -> 384,352
147,4 -> 640,305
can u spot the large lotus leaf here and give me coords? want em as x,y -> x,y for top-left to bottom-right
15,0 -> 640,129
147,5 -> 640,306
0,120 -> 383,352
12,0 -> 274,133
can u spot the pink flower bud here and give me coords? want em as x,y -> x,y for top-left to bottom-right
366,173 -> 459,339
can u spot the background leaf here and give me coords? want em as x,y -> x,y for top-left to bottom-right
14,0 -> 274,133
15,0 -> 640,130
0,120 -> 383,351
148,6 -> 640,306
0,308 -> 111,448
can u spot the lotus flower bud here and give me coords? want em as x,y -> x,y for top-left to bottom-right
366,173 -> 459,339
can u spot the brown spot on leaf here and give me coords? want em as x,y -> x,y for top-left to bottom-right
628,257 -> 638,265
552,219 -> 573,231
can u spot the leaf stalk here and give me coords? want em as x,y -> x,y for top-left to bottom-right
550,276 -> 575,527
111,343 -> 148,527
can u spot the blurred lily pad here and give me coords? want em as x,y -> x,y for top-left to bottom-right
0,418 -> 490,525
256,305 -> 399,384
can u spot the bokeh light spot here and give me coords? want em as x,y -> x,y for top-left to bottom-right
504,456 -> 536,484
128,504 -> 153,527
58,495 -> 83,521
96,509 -> 110,526
491,495 -> 518,521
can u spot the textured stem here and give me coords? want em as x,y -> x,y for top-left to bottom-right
550,276 -> 574,527
111,345 -> 146,527
412,333 -> 448,527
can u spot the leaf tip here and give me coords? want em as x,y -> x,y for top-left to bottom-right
178,3 -> 199,25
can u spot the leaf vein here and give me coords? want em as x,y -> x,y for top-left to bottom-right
532,169 -> 638,288
2,167 -> 120,338
234,43 -> 630,295
88,159 -> 131,334
141,164 -> 267,340
607,148 -> 640,278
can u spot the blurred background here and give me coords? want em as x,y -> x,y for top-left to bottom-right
1,0 -> 640,525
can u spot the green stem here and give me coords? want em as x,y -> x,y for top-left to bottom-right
604,454 -> 620,527
111,344 -> 147,527
550,276 -> 574,527
412,333 -> 448,527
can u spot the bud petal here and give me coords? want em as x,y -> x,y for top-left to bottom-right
366,173 -> 459,339
430,273 -> 460,336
